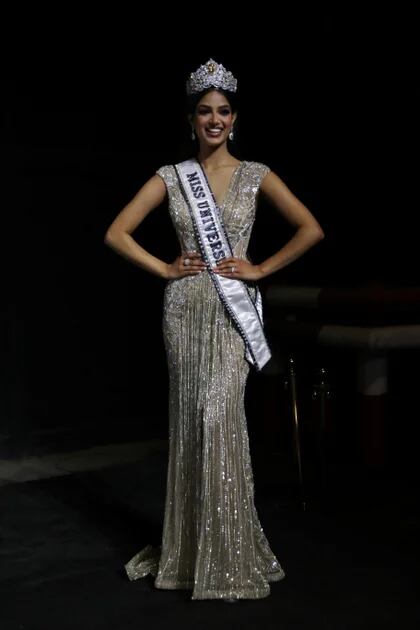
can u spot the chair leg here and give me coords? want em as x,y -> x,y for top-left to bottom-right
311,366 -> 333,498
284,355 -> 306,511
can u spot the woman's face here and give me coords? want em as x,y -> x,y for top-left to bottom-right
191,90 -> 236,148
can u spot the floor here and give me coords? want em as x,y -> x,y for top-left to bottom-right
0,424 -> 419,630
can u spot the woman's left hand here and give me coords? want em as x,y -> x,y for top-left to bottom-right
213,257 -> 264,281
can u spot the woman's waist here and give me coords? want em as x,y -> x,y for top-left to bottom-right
164,267 -> 259,296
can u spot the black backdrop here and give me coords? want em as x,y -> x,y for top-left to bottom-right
1,8 -> 416,443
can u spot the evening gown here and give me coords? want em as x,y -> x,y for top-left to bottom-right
124,160 -> 286,600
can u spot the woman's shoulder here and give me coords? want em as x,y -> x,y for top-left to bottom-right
240,160 -> 271,184
155,164 -> 177,186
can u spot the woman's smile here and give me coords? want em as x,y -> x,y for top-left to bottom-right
191,90 -> 236,146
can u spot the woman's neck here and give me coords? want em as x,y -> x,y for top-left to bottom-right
197,146 -> 237,171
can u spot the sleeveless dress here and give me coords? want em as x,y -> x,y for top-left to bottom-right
124,160 -> 286,600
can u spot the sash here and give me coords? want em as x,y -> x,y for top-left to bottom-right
175,159 -> 271,371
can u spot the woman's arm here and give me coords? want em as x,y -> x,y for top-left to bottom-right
104,174 -> 205,279
256,170 -> 325,278
214,170 -> 325,280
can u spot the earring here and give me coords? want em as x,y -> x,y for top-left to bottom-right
228,129 -> 234,141
191,128 -> 196,140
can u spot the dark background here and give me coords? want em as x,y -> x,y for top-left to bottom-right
1,12 -> 419,629
1,8 -> 417,455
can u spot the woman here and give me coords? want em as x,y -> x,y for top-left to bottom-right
104,59 -> 325,601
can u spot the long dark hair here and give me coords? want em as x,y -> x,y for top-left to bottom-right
175,87 -> 242,162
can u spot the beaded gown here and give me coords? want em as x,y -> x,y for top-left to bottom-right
124,160 -> 286,600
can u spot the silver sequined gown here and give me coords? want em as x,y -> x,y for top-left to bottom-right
124,161 -> 286,599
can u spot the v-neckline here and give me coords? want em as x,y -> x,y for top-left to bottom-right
196,159 -> 243,210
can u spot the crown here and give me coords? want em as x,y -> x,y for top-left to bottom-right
186,59 -> 238,95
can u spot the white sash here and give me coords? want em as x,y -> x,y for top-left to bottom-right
175,159 -> 271,371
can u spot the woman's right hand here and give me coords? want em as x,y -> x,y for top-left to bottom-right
166,251 -> 207,279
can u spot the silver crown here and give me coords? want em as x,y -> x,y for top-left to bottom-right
186,59 -> 238,95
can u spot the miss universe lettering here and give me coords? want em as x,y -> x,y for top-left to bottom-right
186,171 -> 226,262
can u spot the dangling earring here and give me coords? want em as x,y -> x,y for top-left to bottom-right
191,128 -> 196,141
228,128 -> 234,141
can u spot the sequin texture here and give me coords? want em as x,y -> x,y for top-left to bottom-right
124,161 -> 286,599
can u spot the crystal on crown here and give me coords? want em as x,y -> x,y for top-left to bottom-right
186,59 -> 238,95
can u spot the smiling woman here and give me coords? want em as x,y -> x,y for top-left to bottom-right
190,90 -> 237,144
104,58 -> 325,603
182,83 -> 241,208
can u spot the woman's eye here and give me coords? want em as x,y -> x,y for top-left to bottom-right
197,109 -> 231,116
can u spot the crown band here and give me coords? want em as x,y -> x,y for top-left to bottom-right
186,59 -> 237,95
